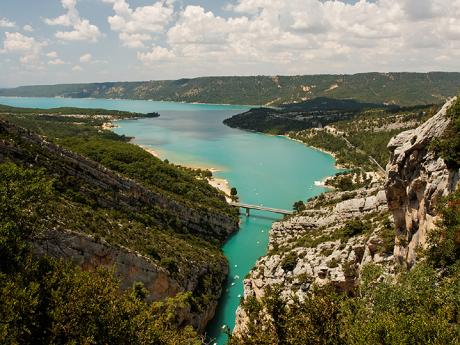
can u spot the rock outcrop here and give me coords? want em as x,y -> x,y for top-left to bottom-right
234,184 -> 394,335
34,229 -> 224,332
386,97 -> 459,267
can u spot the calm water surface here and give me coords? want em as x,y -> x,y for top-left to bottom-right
0,97 -> 338,344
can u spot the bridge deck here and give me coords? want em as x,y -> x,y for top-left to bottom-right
229,202 -> 294,215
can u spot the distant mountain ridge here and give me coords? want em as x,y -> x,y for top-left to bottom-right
2,72 -> 460,106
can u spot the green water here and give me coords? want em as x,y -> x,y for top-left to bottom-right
0,97 -> 338,344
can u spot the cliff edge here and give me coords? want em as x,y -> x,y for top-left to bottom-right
386,97 -> 459,267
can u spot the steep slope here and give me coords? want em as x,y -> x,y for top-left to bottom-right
0,118 -> 238,332
2,72 -> 460,106
386,97 -> 460,266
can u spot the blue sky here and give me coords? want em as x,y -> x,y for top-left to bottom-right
0,0 -> 459,87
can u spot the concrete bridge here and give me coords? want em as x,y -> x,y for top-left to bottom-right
229,202 -> 294,216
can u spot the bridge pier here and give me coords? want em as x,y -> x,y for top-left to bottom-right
245,207 -> 250,217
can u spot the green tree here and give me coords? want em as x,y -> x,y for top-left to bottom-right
293,201 -> 306,212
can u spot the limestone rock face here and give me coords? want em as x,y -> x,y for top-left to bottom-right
34,229 -> 182,301
234,184 -> 394,336
385,98 -> 459,267
34,229 -> 223,332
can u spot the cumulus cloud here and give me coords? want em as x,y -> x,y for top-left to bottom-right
102,0 -> 174,48
45,0 -> 102,42
0,18 -> 16,28
23,25 -> 34,32
1,32 -> 46,66
137,45 -> 175,64
47,51 -> 59,58
48,58 -> 65,65
72,65 -> 83,71
79,53 -> 92,63
131,0 -> 457,75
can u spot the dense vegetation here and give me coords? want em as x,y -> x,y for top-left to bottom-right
0,162 -> 202,344
2,72 -> 460,106
0,119 -> 231,304
291,104 -> 438,170
223,98 -> 386,134
0,104 -> 241,343
230,190 -> 460,345
0,104 -> 158,118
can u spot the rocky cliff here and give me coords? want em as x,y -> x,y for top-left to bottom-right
234,181 -> 394,335
386,97 -> 459,267
0,121 -> 237,241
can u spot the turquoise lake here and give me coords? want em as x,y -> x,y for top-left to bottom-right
0,96 -> 338,344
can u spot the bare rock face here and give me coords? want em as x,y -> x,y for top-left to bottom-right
386,98 -> 459,267
34,229 -> 223,332
34,229 -> 182,301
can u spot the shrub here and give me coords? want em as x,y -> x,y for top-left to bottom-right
281,252 -> 298,272
293,201 -> 306,212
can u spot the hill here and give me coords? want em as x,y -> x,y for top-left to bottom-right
223,97 -> 389,134
1,72 -> 460,106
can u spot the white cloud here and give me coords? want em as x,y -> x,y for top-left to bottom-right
102,0 -> 174,48
79,53 -> 92,63
72,65 -> 83,71
134,0 -> 458,75
23,25 -> 34,32
1,32 -> 46,67
47,51 -> 59,58
45,0 -> 102,42
137,45 -> 175,64
48,58 -> 65,65
0,18 -> 16,28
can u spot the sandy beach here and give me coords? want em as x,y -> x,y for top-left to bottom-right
138,144 -> 162,159
207,177 -> 232,201
283,135 -> 347,170
135,143 -> 233,200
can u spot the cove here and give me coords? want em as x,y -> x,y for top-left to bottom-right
0,96 -> 339,344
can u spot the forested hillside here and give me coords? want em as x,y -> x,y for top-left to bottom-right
1,72 -> 460,106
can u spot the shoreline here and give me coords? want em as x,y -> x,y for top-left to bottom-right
0,95 -> 257,109
282,134 -> 348,170
130,140 -> 233,201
